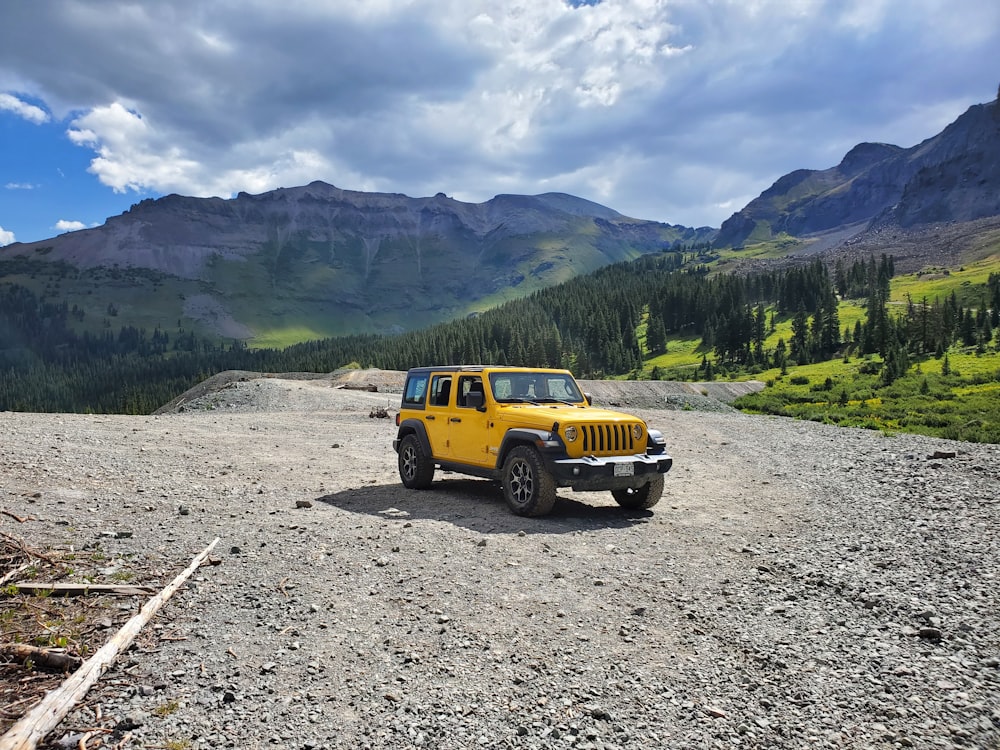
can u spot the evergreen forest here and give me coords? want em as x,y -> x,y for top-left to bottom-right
2,251 -> 999,441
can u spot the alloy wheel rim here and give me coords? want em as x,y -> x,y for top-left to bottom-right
511,459 -> 533,504
402,447 -> 416,479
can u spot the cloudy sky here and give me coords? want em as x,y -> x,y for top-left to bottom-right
1,0 -> 997,246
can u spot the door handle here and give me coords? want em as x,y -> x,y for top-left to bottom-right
425,415 -> 435,420
450,417 -> 462,423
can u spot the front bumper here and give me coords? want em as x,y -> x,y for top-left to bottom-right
547,452 -> 672,491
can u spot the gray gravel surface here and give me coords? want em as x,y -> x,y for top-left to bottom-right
2,376 -> 998,750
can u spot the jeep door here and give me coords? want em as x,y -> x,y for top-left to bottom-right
424,373 -> 453,457
449,375 -> 493,467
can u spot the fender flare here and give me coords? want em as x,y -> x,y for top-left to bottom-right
395,418 -> 432,456
496,428 -> 566,469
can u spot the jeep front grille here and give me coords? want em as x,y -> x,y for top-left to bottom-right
581,423 -> 636,455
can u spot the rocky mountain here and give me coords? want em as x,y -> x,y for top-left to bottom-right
715,95 -> 1000,249
0,183 -> 712,340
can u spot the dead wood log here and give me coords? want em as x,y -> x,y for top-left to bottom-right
5,583 -> 155,597
0,644 -> 83,672
0,537 -> 219,750
338,383 -> 378,392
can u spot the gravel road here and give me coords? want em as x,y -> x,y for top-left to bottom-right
2,375 -> 999,750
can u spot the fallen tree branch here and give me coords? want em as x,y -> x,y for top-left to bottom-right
0,537 -> 220,750
0,644 -> 83,673
0,510 -> 33,524
0,533 -> 57,564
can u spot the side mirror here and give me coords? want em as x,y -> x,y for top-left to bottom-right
584,392 -> 593,406
466,390 -> 485,410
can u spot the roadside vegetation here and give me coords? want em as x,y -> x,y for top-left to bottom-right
732,353 -> 1000,443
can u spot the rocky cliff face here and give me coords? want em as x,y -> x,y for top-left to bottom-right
891,101 -> 1000,226
715,97 -> 1000,248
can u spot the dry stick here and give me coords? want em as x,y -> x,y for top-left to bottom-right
0,563 -> 31,588
0,533 -> 57,564
0,645 -> 83,673
0,537 -> 219,750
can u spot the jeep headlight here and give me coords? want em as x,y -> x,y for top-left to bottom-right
564,425 -> 578,442
631,423 -> 643,441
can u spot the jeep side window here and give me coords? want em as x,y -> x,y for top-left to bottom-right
458,376 -> 484,407
430,375 -> 452,407
403,374 -> 429,408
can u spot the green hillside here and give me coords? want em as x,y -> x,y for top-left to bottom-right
672,251 -> 1000,443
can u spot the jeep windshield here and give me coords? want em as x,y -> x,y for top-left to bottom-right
489,372 -> 585,404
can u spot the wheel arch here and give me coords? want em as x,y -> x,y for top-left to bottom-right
496,428 -> 560,468
396,418 -> 432,455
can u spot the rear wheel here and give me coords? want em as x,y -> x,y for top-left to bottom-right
398,434 -> 434,489
612,475 -> 664,510
502,446 -> 557,517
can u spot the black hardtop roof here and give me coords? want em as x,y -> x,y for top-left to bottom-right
404,365 -> 571,375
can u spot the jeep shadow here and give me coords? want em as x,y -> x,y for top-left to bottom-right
316,477 -> 654,535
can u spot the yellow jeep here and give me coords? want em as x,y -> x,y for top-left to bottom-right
392,365 -> 673,516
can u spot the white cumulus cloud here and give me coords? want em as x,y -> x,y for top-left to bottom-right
0,92 -> 49,124
0,226 -> 15,246
55,219 -> 87,233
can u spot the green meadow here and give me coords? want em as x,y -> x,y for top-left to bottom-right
639,255 -> 1000,443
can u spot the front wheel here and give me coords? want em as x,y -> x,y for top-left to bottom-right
612,475 -> 664,510
501,446 -> 557,517
398,434 -> 434,489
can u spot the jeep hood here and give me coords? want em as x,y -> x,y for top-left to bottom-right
496,405 -> 642,429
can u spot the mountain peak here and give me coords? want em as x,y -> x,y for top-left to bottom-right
837,142 -> 903,176
714,94 -> 1000,248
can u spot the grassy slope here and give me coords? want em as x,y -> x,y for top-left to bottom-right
237,226 -> 672,347
1,219 -> 669,348
639,248 -> 1000,442
0,264 -> 204,338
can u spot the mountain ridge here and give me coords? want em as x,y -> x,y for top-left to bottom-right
0,184 -> 712,340
715,97 -> 1000,248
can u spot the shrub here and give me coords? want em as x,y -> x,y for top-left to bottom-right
810,377 -> 834,392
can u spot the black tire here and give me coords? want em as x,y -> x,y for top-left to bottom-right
612,475 -> 664,510
398,434 -> 434,489
501,446 -> 557,517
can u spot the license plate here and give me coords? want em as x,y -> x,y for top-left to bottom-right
614,462 -> 634,477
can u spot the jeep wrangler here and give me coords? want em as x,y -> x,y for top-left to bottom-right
392,366 -> 672,516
